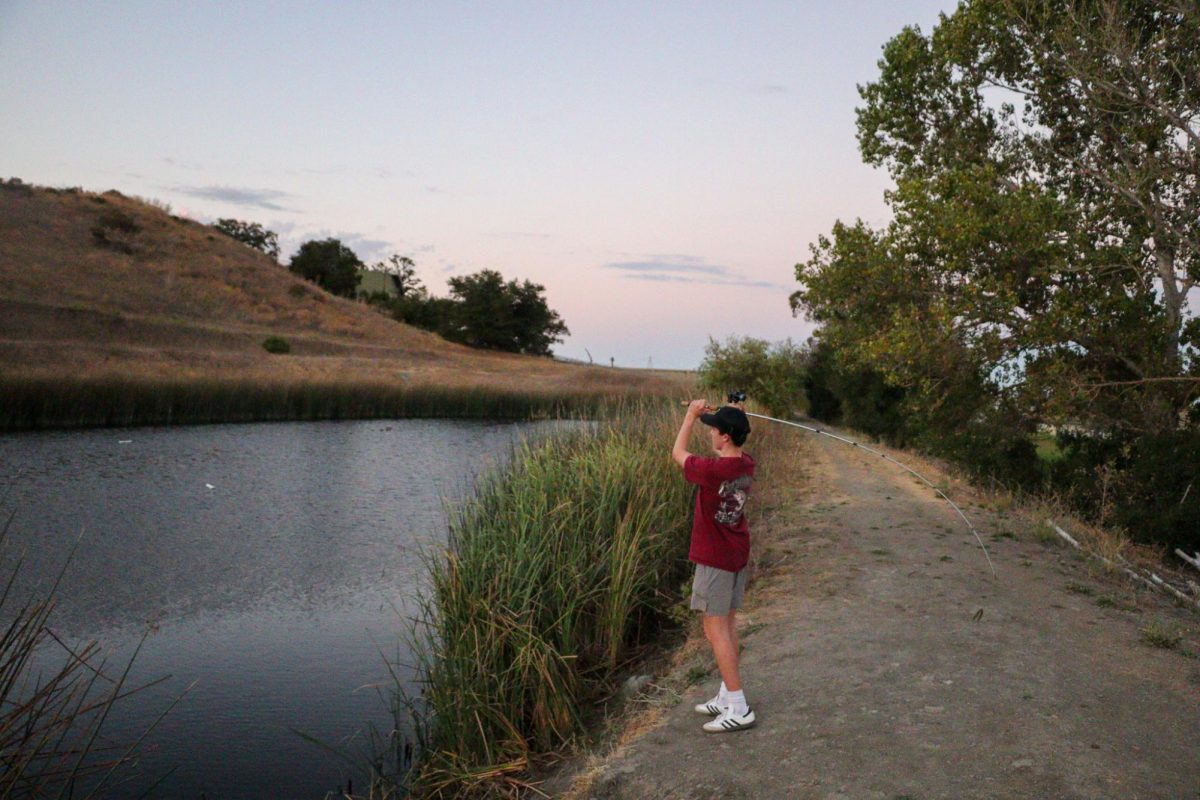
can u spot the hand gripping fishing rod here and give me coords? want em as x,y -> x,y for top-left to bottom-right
690,391 -> 997,579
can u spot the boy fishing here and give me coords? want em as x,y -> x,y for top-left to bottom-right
672,397 -> 756,732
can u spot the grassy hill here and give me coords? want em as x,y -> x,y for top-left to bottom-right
0,181 -> 691,428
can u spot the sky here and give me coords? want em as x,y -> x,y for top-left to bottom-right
0,0 -> 959,369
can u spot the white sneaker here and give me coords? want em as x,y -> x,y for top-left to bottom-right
702,707 -> 756,733
693,695 -> 726,716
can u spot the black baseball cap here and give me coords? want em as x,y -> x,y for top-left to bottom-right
699,405 -> 751,442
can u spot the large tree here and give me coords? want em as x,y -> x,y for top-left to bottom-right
288,238 -> 363,299
793,0 -> 1200,437
443,269 -> 569,356
372,254 -> 423,297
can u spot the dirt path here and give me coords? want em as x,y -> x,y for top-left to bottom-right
583,425 -> 1200,800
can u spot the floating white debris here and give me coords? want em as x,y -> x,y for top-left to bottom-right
118,440 -> 132,444
205,483 -> 215,490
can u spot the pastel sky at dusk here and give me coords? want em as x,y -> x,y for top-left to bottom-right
1,1 -> 957,369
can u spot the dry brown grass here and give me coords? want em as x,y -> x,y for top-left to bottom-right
0,183 -> 693,414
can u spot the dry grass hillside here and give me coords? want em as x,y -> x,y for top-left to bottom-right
0,181 -> 689,405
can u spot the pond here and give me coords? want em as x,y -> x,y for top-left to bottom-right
0,418 -> 565,799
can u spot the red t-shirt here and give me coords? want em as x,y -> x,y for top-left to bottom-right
683,453 -> 755,572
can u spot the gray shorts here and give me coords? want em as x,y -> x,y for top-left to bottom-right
690,564 -> 747,616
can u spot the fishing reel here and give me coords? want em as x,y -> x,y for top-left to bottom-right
727,390 -> 747,405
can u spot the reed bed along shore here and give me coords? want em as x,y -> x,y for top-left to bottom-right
404,402 -> 693,798
0,376 -> 667,432
399,402 -> 788,799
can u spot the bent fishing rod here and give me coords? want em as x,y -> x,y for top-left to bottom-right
687,392 -> 997,579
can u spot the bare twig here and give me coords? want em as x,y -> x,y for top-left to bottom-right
1083,376 -> 1200,388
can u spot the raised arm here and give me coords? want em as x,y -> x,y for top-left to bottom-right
672,399 -> 708,468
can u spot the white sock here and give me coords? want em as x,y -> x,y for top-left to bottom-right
726,689 -> 748,716
718,681 -> 729,702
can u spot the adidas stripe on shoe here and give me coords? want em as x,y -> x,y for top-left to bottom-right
693,696 -> 725,716
702,707 -> 756,733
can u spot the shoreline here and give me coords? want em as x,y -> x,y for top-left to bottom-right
394,404 -> 797,798
393,404 -> 792,797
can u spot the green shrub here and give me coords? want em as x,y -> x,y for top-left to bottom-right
261,335 -> 291,354
1049,428 -> 1200,552
832,365 -> 910,444
796,337 -> 914,442
801,339 -> 1044,487
1139,620 -> 1183,649
699,336 -> 806,417
920,409 -> 1044,489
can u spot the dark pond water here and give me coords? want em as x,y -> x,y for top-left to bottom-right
0,418 -> 565,799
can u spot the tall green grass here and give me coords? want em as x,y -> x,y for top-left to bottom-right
405,403 -> 695,798
0,377 -> 638,432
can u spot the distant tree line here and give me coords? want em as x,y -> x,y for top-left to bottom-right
213,222 -> 568,356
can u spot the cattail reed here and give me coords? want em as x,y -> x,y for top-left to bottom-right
405,402 -> 695,797
0,376 -> 667,432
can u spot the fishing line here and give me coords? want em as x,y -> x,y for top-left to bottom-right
744,411 -> 996,578
688,395 -> 997,578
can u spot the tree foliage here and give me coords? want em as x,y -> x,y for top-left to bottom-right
792,0 -> 1200,548
288,238 -> 363,298
698,336 -> 807,418
358,254 -> 446,332
214,218 -> 279,260
361,263 -> 570,356
372,254 -> 423,297
794,0 -> 1199,438
442,269 -> 569,356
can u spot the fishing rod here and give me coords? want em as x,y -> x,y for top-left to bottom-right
689,391 -> 997,579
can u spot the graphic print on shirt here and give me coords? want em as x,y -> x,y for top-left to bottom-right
715,475 -> 752,525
